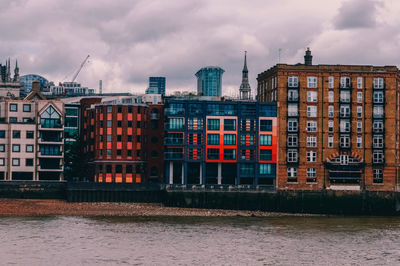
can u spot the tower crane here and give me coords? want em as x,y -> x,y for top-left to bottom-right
71,55 -> 90,82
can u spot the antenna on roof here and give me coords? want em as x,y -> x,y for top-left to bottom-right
278,48 -> 282,63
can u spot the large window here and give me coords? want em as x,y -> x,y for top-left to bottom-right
260,135 -> 272,146
12,144 -> 20,152
307,121 -> 317,132
328,106 -> 334,118
9,104 -> 17,112
223,149 -> 236,160
373,150 -> 384,163
224,119 -> 236,131
40,145 -> 61,155
240,163 -> 254,176
328,76 -> 334,89
307,106 -> 317,117
167,118 -> 184,130
307,168 -> 317,182
357,77 -> 363,89
223,134 -> 236,145
340,90 -> 351,102
287,149 -> 298,163
373,77 -> 384,89
40,106 -> 61,128
340,77 -> 351,88
307,91 -> 317,102
288,89 -> 298,101
373,169 -> 383,183
287,167 -> 297,182
340,135 -> 350,148
307,151 -> 317,162
307,76 -> 317,88
207,119 -> 220,130
288,76 -> 298,87
207,149 -> 219,160
340,120 -> 350,133
373,121 -> 384,133
288,119 -> 298,132
260,120 -> 272,131
12,130 -> 20,139
357,92 -> 363,103
287,135 -> 298,147
373,91 -> 384,103
260,149 -> 272,161
340,105 -> 350,118
328,91 -> 334,103
260,164 -> 273,175
207,134 -> 220,145
373,135 -> 384,148
307,136 -> 317,147
373,106 -> 384,118
288,104 -> 298,116
23,104 -> 31,112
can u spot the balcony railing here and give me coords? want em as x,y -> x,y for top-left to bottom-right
164,138 -> 184,145
165,152 -> 184,160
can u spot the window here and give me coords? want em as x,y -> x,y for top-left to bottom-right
168,118 -> 184,130
307,151 -> 317,162
223,149 -> 236,160
107,106 -> 112,113
357,121 -> 362,133
23,104 -> 31,112
340,105 -> 350,118
241,135 -> 254,145
340,90 -> 350,102
328,76 -> 334,89
12,158 -> 20,166
223,134 -> 236,145
207,119 -> 220,130
287,149 -> 298,163
0,144 -> 4,152
340,155 -> 349,165
307,121 -> 317,132
328,106 -> 334,118
373,135 -> 384,148
107,135 -> 111,142
288,119 -> 298,132
357,92 -> 363,103
260,164 -> 273,175
13,130 -> 20,139
260,135 -> 272,146
0,131 -> 5,138
307,91 -> 317,102
373,77 -> 384,89
207,149 -> 219,160
307,76 -> 317,88
328,120 -> 334,132
26,145 -> 34,152
106,149 -> 111,156
224,119 -> 236,131
307,106 -> 317,117
0,158 -> 4,166
307,136 -> 317,147
40,106 -> 61,128
117,135 -> 122,142
328,91 -> 334,103
288,89 -> 298,101
26,159 -> 33,167
12,144 -> 20,152
287,167 -> 297,182
357,77 -> 363,89
287,135 -> 298,147
116,150 -> 122,156
117,121 -> 122,127
373,150 -> 384,163
288,104 -> 298,116
307,168 -> 317,182
288,76 -> 298,87
373,169 -> 383,183
340,77 -> 351,88
9,117 -> 17,123
9,104 -> 17,112
373,106 -> 384,118
328,136 -> 333,148
260,149 -> 272,161
26,131 -> 34,139
207,134 -> 220,145
340,135 -> 350,148
260,120 -> 272,131
373,121 -> 384,133
357,136 -> 362,148
357,106 -> 362,118
340,120 -> 350,133
240,163 -> 255,176
373,91 -> 384,103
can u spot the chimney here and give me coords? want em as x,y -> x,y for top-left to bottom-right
32,79 -> 40,92
304,47 -> 313,66
99,80 -> 102,95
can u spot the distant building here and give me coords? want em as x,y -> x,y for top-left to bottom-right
20,74 -> 49,95
195,66 -> 224,97
0,59 -> 21,99
146,77 -> 166,95
51,81 -> 94,96
239,52 -> 251,100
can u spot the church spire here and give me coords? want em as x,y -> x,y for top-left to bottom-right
13,59 -> 19,82
239,51 -> 251,100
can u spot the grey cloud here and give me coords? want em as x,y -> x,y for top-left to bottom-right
334,0 -> 380,30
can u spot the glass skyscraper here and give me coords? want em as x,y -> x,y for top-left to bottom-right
195,66 -> 224,96
146,77 -> 166,95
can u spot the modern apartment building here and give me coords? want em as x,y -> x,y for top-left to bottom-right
146,77 -> 166,96
80,96 -> 164,183
0,85 -> 65,181
257,49 -> 400,191
164,98 -> 277,185
195,67 -> 225,97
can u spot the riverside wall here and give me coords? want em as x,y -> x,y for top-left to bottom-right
1,181 -> 400,215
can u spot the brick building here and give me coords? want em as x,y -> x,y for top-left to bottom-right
80,96 -> 164,183
164,98 -> 277,185
257,48 -> 400,191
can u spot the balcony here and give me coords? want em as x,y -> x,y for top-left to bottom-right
165,108 -> 185,116
165,152 -> 184,160
164,138 -> 184,145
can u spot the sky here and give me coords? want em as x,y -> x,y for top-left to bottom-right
1,0 -> 399,96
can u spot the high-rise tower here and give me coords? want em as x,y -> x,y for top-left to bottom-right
239,51 -> 251,100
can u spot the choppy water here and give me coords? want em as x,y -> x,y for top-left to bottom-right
0,215 -> 400,265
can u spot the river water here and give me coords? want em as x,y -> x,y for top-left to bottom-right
0,215 -> 399,265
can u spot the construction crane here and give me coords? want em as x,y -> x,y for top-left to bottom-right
71,55 -> 90,82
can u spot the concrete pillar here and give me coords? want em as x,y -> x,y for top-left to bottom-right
218,163 -> 222,185
199,164 -> 202,184
169,161 -> 173,184
181,163 -> 185,184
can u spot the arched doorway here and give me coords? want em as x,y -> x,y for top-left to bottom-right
324,153 -> 365,184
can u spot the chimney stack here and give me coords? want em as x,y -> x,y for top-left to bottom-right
32,79 -> 40,92
304,47 -> 313,66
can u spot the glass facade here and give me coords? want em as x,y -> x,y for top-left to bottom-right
195,67 -> 225,96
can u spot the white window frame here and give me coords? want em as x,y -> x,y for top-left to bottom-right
328,120 -> 334,133
307,106 -> 317,117
287,134 -> 298,147
288,104 -> 298,116
287,149 -> 298,163
288,76 -> 298,87
306,168 -> 317,178
340,90 -> 351,103
307,76 -> 317,88
357,106 -> 363,118
357,136 -> 362,148
307,121 -> 317,132
340,77 -> 351,88
328,136 -> 334,148
373,135 -> 384,148
288,89 -> 299,101
287,119 -> 298,132
373,150 -> 384,163
357,121 -> 362,133
357,92 -> 362,103
307,151 -> 317,162
340,155 -> 349,165
340,105 -> 350,118
328,76 -> 334,89
373,77 -> 384,89
373,169 -> 383,181
307,91 -> 318,102
373,91 -> 384,103
340,135 -> 350,148
288,167 -> 297,178
373,121 -> 384,133
340,120 -> 351,133
328,106 -> 334,118
328,91 -> 334,103
373,106 -> 384,118
307,136 -> 317,147
357,77 -> 363,89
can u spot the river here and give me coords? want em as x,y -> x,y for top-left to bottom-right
0,216 -> 399,265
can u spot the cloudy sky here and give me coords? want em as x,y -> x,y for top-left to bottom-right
1,0 -> 399,96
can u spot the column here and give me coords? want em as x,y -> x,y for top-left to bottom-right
181,163 -> 185,185
199,164 -> 202,184
217,163 -> 222,185
169,161 -> 173,184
